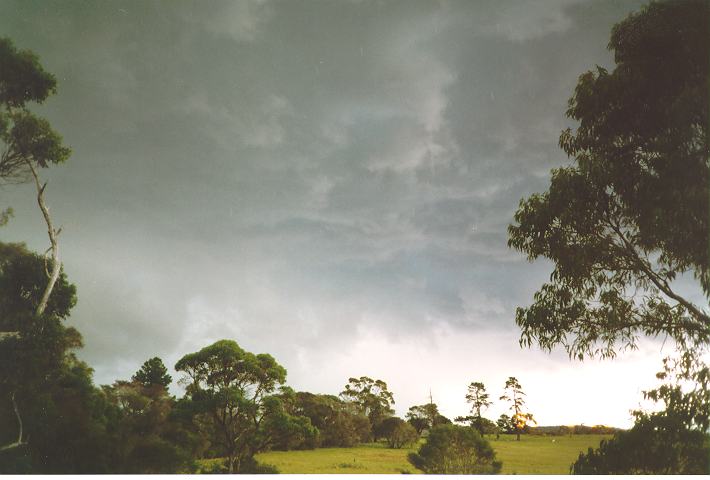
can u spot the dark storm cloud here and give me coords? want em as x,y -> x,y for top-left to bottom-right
0,0 -> 654,424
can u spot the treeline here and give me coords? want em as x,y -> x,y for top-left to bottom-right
0,241 -> 619,474
0,242 -> 493,473
0,241 -> 550,474
529,425 -> 621,436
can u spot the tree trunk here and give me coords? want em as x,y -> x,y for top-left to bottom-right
0,392 -> 26,452
27,161 -> 60,318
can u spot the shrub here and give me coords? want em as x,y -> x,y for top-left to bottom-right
408,424 -> 502,474
388,421 -> 418,449
202,457 -> 279,474
571,414 -> 710,475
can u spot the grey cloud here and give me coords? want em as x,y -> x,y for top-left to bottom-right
0,0 -> 654,423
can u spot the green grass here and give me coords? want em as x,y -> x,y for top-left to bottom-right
198,434 -> 610,474
490,434 -> 611,474
255,442 -> 420,474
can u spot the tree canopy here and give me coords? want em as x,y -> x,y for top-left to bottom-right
175,340 -> 308,473
0,243 -> 111,473
508,0 -> 710,359
500,377 -> 535,441
0,38 -> 56,108
463,381 -> 492,433
0,36 -> 70,332
340,376 -> 395,432
132,357 -> 172,389
508,0 -> 710,473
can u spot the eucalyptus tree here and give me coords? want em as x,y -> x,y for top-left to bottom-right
0,38 -> 71,331
340,376 -> 395,434
508,0 -> 709,360
508,0 -> 709,469
0,37 -> 73,455
0,243 -> 113,474
175,340 -> 312,473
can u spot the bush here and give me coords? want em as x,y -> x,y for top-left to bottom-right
408,424 -> 502,474
202,457 -> 279,474
571,414 -> 710,474
373,416 -> 402,441
388,421 -> 418,449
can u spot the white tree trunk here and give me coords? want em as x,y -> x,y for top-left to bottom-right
0,161 -> 61,452
0,392 -> 26,452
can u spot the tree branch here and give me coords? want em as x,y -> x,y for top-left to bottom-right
25,159 -> 60,318
0,392 -> 27,451
607,219 -> 710,326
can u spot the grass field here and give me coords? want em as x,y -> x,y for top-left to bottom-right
198,434 -> 610,474
490,434 -> 610,474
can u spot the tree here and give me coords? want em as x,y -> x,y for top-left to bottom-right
372,416 -> 418,448
0,243 -> 117,473
572,350 -> 709,474
283,391 -> 369,448
499,377 -> 535,441
573,366 -> 709,473
408,424 -> 502,474
175,340 -> 307,473
266,387 -> 319,451
132,357 -> 172,389
405,402 -> 451,436
387,418 -> 418,449
571,415 -> 709,474
0,37 -> 71,455
406,414 -> 429,436
455,415 -> 497,435
0,38 -> 71,338
0,242 -> 77,454
340,376 -> 395,436
102,375 -> 193,473
496,414 -> 513,435
464,382 -> 492,434
508,0 -> 709,361
507,0 -> 710,472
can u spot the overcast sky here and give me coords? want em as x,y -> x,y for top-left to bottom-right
0,0 -> 674,427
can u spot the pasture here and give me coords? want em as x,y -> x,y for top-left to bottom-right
224,434 -> 610,474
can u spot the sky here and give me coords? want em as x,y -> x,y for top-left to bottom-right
0,0 -> 678,427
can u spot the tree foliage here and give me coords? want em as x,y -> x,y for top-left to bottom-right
0,37 -> 70,183
572,349 -> 709,474
0,37 -> 70,353
340,376 -> 395,434
464,381 -> 493,434
508,1 -> 710,473
408,424 -> 502,474
508,0 -> 710,359
496,414 -> 514,435
284,391 -> 370,448
388,418 -> 418,449
0,243 -> 111,473
132,357 -> 172,389
500,377 -> 535,441
175,340 -> 310,473
405,402 -> 450,434
102,377 -> 194,473
455,415 -> 497,435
